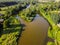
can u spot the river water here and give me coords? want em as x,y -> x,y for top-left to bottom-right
18,14 -> 49,45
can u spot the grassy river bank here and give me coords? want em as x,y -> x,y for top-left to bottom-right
36,3 -> 60,45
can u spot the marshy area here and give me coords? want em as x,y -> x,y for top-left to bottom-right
0,1 -> 60,45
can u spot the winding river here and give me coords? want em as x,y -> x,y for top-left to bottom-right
18,14 -> 49,45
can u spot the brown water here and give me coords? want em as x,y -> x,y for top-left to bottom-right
18,14 -> 49,45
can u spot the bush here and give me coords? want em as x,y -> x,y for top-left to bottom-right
0,16 -> 22,45
19,5 -> 36,22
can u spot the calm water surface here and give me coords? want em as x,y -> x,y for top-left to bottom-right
18,14 -> 49,45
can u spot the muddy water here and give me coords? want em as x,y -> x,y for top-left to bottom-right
18,14 -> 49,45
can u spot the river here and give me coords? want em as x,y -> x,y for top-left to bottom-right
18,14 -> 49,45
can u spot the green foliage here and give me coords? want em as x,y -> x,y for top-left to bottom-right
47,42 -> 54,45
56,31 -> 60,41
0,16 -> 21,45
19,5 -> 36,22
50,13 -> 60,24
48,27 -> 54,39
